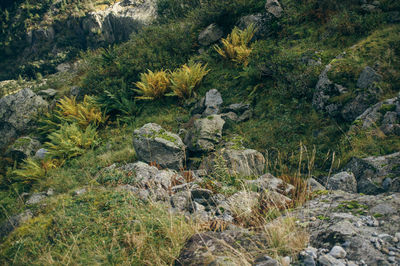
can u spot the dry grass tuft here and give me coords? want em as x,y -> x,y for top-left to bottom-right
134,69 -> 171,100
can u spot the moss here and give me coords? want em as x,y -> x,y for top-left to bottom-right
379,104 -> 396,114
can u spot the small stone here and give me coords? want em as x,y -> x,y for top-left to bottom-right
388,251 -> 395,256
26,193 -> 47,205
46,188 -> 54,196
393,237 -> 399,243
378,233 -> 392,242
73,188 -> 87,196
318,254 -> 345,266
329,246 -> 347,259
281,256 -> 290,265
388,257 -> 396,263
381,247 -> 389,254
395,233 -> 400,240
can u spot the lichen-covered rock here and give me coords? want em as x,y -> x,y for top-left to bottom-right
357,66 -> 382,89
312,63 -> 381,122
184,115 -> 225,153
308,177 -> 326,192
0,210 -> 33,239
6,136 -> 41,161
246,173 -> 294,195
200,148 -> 265,177
175,229 -> 269,265
343,152 -> 400,194
198,24 -> 223,46
265,0 -> 283,18
119,162 -> 184,201
0,88 -> 48,152
327,171 -> 357,193
203,89 -> 223,116
351,94 -> 400,135
293,191 -> 400,265
82,0 -> 156,47
237,13 -> 274,39
132,123 -> 186,170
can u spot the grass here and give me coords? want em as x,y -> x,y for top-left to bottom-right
0,189 -> 201,265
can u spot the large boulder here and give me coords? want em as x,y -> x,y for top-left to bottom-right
312,63 -> 381,122
326,171 -> 357,193
5,136 -> 41,162
265,0 -> 283,18
198,24 -> 223,47
118,162 -> 184,200
294,191 -> 400,265
132,123 -> 186,170
343,152 -> 400,194
184,115 -> 225,153
0,88 -> 48,152
220,148 -> 265,176
246,173 -> 295,195
351,94 -> 400,135
175,229 -> 269,265
81,0 -> 156,47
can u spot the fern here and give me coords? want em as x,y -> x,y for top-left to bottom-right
12,158 -> 59,184
169,62 -> 209,99
134,69 -> 171,100
214,24 -> 256,66
46,123 -> 99,159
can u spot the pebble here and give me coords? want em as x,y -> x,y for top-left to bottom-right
395,233 -> 400,240
388,257 -> 396,263
393,237 -> 399,243
381,247 -> 389,254
372,232 -> 379,237
388,251 -> 395,256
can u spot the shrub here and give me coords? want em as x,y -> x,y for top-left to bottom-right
46,123 -> 99,159
169,62 -> 209,99
214,24 -> 256,66
134,69 -> 171,100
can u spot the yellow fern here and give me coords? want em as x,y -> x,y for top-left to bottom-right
134,69 -> 171,100
214,24 -> 256,66
169,62 -> 209,99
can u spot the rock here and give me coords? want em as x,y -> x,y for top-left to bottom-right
313,63 -> 381,122
246,173 -> 294,195
221,112 -> 238,122
318,254 -> 345,266
198,23 -> 223,46
0,88 -> 48,151
184,115 -> 225,153
132,123 -> 186,170
37,89 -> 57,99
5,136 -> 41,161
0,210 -> 33,239
222,148 -> 266,177
170,191 -> 190,211
327,172 -> 357,193
237,13 -> 274,39
35,148 -> 48,159
73,188 -> 87,196
343,152 -> 400,194
265,0 -> 283,18
175,229 -> 269,265
351,94 -> 400,135
223,103 -> 250,115
293,190 -> 400,265
69,86 -> 82,97
226,191 -> 259,218
329,246 -> 347,259
82,0 -> 156,47
26,192 -> 47,205
203,89 -> 223,116
307,178 -> 326,192
253,255 -> 280,266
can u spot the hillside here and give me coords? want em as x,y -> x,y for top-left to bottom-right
0,0 -> 400,265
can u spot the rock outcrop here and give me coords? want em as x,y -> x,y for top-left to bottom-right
0,88 -> 48,152
132,123 -> 186,170
5,136 -> 41,162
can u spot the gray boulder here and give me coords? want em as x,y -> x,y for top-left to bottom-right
265,0 -> 283,18
200,148 -> 265,177
198,23 -> 223,46
313,63 -> 380,122
203,89 -> 223,116
6,136 -> 41,161
357,66 -> 382,89
246,173 -> 294,195
293,190 -> 400,265
35,148 -> 48,160
37,88 -> 57,99
184,115 -> 225,153
343,152 -> 400,194
327,171 -> 357,193
120,162 -> 184,201
351,94 -> 400,135
0,88 -> 48,152
175,229 -> 269,265
307,177 -> 326,192
237,13 -> 274,39
82,0 -> 156,47
0,210 -> 33,239
132,123 -> 186,170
